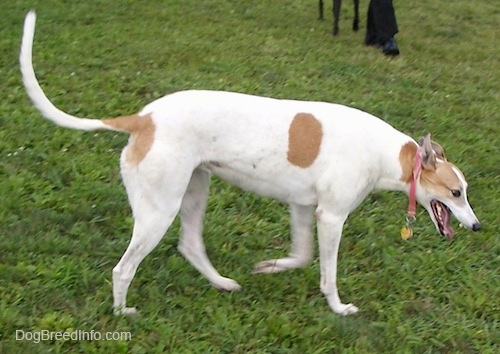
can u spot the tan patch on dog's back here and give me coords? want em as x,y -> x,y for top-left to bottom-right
398,142 -> 418,183
287,113 -> 323,168
103,114 -> 155,165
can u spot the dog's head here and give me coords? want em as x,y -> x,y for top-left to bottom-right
415,134 -> 481,239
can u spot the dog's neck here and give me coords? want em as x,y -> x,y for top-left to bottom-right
374,141 -> 419,195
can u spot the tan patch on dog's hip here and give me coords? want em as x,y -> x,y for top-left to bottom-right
103,114 -> 155,165
287,113 -> 323,168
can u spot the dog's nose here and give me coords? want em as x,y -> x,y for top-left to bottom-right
472,222 -> 482,231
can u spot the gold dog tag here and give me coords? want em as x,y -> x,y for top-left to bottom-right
400,226 -> 413,240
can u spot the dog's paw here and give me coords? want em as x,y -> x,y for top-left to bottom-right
253,257 -> 308,274
114,306 -> 138,316
211,277 -> 242,291
253,259 -> 287,274
335,303 -> 359,316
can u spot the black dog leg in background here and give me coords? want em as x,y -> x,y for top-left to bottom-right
318,0 -> 360,36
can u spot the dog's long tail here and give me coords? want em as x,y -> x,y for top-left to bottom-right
20,11 -> 124,132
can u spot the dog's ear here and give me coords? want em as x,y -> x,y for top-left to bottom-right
418,133 -> 447,164
419,133 -> 437,170
430,140 -> 446,161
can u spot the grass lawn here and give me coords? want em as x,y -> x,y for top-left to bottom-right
0,0 -> 498,352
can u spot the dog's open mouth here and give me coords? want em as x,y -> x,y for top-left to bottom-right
431,200 -> 454,239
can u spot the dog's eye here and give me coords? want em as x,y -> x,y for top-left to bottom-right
451,189 -> 461,197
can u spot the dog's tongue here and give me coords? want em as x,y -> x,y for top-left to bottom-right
442,206 -> 454,239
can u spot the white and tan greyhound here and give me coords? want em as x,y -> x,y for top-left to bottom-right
20,12 -> 481,316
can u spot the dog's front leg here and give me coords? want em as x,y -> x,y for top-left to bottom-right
253,204 -> 314,274
316,207 -> 359,315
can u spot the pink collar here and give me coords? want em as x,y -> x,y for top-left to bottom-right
407,146 -> 423,219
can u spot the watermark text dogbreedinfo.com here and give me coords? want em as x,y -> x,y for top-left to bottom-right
16,330 -> 131,343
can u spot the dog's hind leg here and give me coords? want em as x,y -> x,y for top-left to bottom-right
253,204 -> 314,274
178,168 -> 242,291
113,161 -> 193,315
113,203 -> 181,315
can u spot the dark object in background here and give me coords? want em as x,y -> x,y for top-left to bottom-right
318,0 -> 360,36
365,0 -> 400,56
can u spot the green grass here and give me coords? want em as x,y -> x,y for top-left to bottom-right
1,0 -> 498,352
